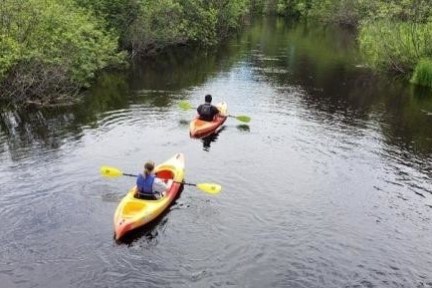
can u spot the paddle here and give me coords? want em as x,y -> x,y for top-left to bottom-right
100,166 -> 222,194
178,100 -> 251,123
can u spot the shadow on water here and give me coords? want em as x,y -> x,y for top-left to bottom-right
178,119 -> 190,126
236,124 -> 250,132
115,215 -> 169,246
200,126 -> 226,152
0,72 -> 131,160
115,184 -> 184,245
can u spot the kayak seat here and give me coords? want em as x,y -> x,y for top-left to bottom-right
135,193 -> 158,200
155,170 -> 174,181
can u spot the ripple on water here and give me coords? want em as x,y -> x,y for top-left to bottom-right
2,20 -> 432,288
98,109 -> 134,129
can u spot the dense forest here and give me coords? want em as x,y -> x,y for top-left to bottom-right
1,0 -> 431,105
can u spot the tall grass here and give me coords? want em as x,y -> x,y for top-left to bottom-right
359,20 -> 432,87
411,59 -> 432,87
359,21 -> 432,73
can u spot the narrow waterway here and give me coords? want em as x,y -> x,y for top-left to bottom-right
1,18 -> 432,288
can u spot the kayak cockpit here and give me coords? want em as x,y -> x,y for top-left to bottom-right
132,169 -> 176,200
155,170 -> 174,181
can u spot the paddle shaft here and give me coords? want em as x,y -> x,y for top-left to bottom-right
121,172 -> 196,186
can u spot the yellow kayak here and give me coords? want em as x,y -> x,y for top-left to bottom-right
113,153 -> 185,240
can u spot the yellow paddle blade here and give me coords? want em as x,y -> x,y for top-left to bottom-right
179,100 -> 193,110
100,166 -> 123,178
196,183 -> 222,194
235,115 -> 251,123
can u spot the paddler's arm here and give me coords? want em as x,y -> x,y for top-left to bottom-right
153,178 -> 170,196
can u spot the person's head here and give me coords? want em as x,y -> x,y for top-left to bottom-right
205,94 -> 212,103
144,161 -> 155,175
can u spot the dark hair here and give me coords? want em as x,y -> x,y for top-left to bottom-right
144,161 -> 155,176
205,94 -> 212,103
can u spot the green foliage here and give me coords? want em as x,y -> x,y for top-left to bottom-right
73,0 -> 139,32
127,0 -> 186,54
4,0 -> 432,101
307,0 -> 366,25
364,0 -> 432,22
0,0 -> 252,103
272,0 -> 432,87
0,0 -> 125,102
249,0 -> 266,14
211,0 -> 250,38
359,21 -> 432,73
252,0 -> 367,23
257,0 -> 432,26
250,0 -> 312,17
125,0 -> 250,54
411,59 -> 432,87
276,0 -> 312,18
180,1 -> 218,46
248,0 -> 432,88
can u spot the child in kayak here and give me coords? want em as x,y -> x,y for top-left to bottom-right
136,161 -> 171,199
197,94 -> 220,121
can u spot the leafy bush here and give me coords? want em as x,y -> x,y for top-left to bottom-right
126,0 -> 250,55
126,0 -> 185,55
0,0 -> 124,102
73,0 -> 139,33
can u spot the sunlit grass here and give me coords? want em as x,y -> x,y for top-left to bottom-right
411,59 -> 432,88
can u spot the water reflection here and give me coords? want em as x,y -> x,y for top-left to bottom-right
201,126 -> 226,152
0,42 -> 248,159
243,18 -> 432,163
236,124 -> 250,132
129,44 -> 247,92
178,119 -> 189,126
0,72 -> 131,160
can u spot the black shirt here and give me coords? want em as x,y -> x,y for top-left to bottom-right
197,103 -> 219,121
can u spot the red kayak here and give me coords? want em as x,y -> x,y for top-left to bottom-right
189,102 -> 227,137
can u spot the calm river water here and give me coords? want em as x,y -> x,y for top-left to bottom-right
1,18 -> 432,288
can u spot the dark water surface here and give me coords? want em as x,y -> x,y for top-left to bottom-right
1,18 -> 432,288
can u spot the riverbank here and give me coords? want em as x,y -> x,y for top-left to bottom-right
268,0 -> 432,88
0,0 -> 251,106
1,0 -> 431,107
